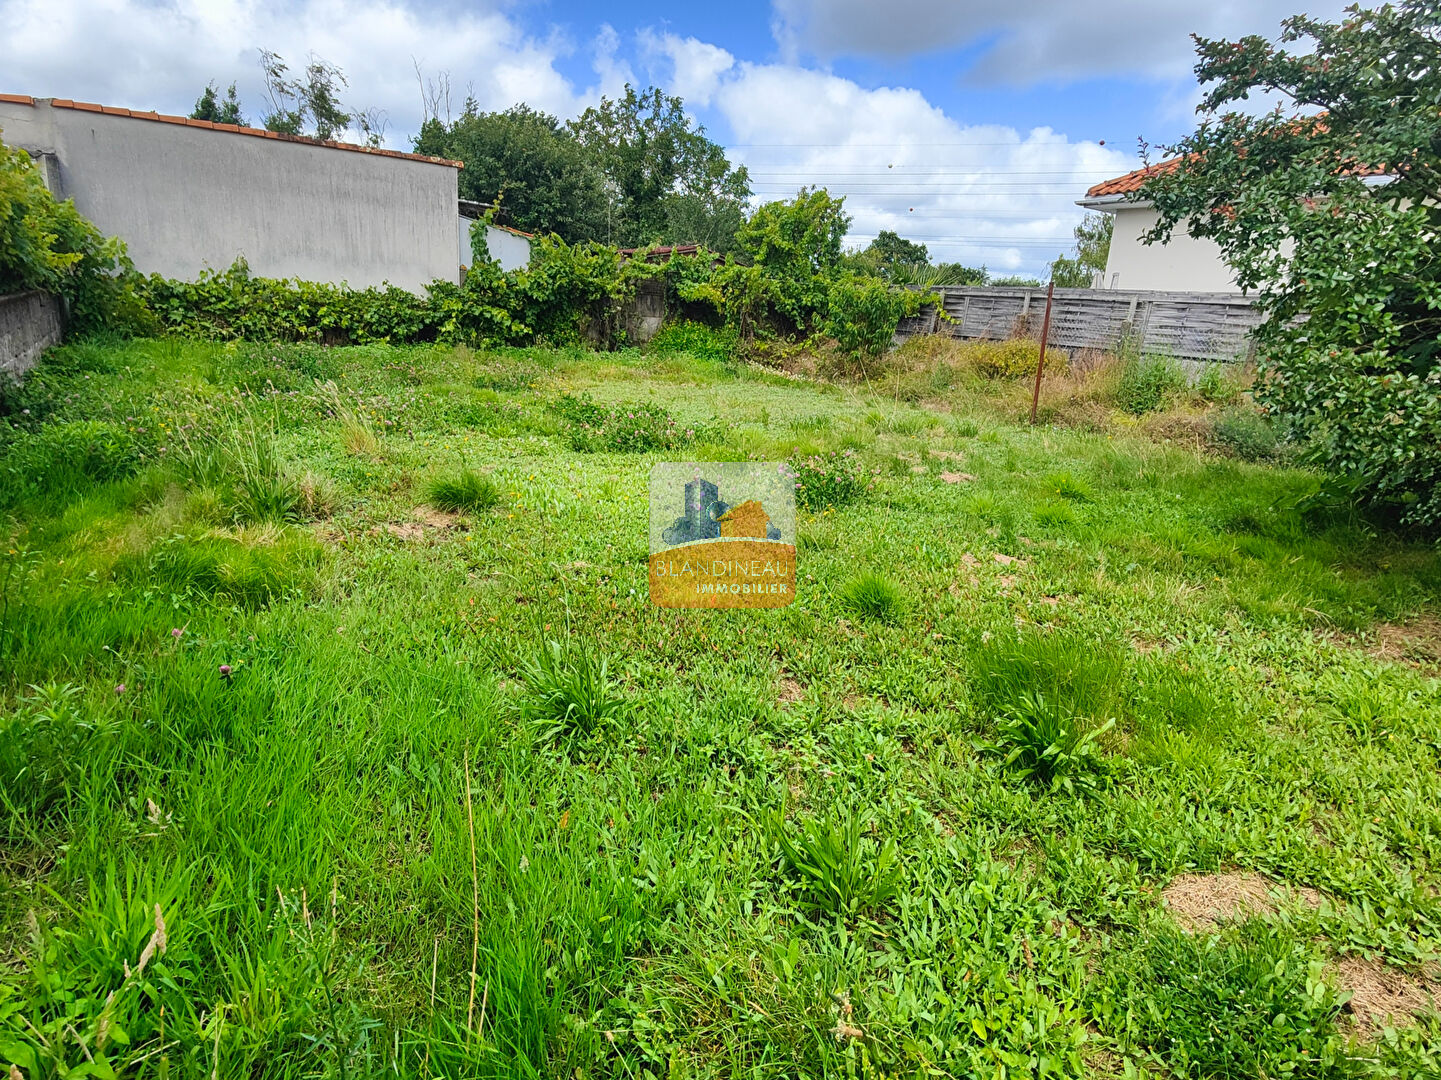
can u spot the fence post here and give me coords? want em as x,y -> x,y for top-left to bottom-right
1030,281 -> 1055,426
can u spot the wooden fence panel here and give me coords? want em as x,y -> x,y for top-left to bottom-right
895,286 -> 1263,363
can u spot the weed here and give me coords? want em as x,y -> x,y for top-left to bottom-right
992,691 -> 1113,795
1211,406 -> 1279,461
1042,470 -> 1094,502
425,469 -> 500,514
764,805 -> 902,917
838,572 -> 903,622
553,394 -> 702,453
1195,363 -> 1243,405
1116,354 -> 1188,415
790,449 -> 873,510
963,337 -> 1070,379
648,321 -> 739,366
520,640 -> 628,741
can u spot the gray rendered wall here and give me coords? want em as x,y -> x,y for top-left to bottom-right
0,100 -> 459,293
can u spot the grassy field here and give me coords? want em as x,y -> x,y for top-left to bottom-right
2,335 -> 1439,1078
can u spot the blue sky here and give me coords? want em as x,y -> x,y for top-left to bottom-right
4,0 -> 1342,277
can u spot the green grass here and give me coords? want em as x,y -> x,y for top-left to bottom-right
1,336 -> 1439,1078
425,468 -> 501,514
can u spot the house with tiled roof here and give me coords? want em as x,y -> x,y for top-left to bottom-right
1076,159 -> 1243,293
0,94 -> 465,292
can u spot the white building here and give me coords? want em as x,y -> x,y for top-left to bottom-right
0,94 -> 463,293
1077,162 -> 1241,293
457,202 -> 533,273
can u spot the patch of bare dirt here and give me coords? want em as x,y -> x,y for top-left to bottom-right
1161,871 -> 1324,929
777,677 -> 806,707
1332,956 -> 1437,1036
373,507 -> 463,541
1366,615 -> 1441,671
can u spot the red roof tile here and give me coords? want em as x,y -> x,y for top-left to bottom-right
1,95 -> 462,168
1086,159 -> 1182,197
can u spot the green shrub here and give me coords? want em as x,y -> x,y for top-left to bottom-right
1210,406 -> 1280,461
552,395 -> 704,453
838,571 -> 903,622
1115,354 -> 1188,414
426,469 -> 500,513
521,640 -> 628,741
647,320 -> 739,365
763,805 -> 902,917
789,449 -> 873,510
824,276 -> 924,360
963,337 -> 1070,379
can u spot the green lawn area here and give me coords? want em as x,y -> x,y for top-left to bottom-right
2,337 -> 1439,1078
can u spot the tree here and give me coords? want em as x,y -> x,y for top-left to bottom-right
1048,212 -> 1112,287
412,104 -> 608,243
1142,0 -> 1441,525
567,86 -> 751,250
191,82 -> 247,127
258,50 -> 381,145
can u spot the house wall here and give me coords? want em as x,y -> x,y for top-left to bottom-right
0,99 -> 459,293
458,218 -> 532,273
1103,206 -> 1240,293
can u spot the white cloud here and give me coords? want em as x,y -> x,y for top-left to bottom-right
638,30 -> 736,107
712,63 -> 1132,275
771,0 -> 1350,83
0,0 -> 606,145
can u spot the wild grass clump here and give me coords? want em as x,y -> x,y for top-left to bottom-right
790,449 -> 873,510
114,532 -> 322,607
1041,470 -> 1094,502
1115,353 -> 1188,415
838,571 -> 903,622
317,379 -> 382,457
969,629 -> 1128,729
425,468 -> 500,513
553,394 -> 702,453
1195,363 -> 1244,405
764,805 -> 902,917
0,682 -> 117,818
521,640 -> 627,741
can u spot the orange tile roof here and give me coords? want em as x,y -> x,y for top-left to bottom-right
1,95 -> 462,168
1086,159 -> 1182,197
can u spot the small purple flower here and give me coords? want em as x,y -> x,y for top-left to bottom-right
171,627 -> 184,639
115,683 -> 126,695
219,664 -> 233,680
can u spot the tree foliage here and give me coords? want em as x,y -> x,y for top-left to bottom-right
190,82 -> 247,127
412,105 -> 607,243
1049,213 -> 1112,288
258,50 -> 382,146
566,85 -> 751,251
1142,0 -> 1441,526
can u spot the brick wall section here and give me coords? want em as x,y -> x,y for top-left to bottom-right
0,291 -> 63,380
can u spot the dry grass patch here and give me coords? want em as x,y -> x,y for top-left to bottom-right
1332,955 -> 1438,1036
1161,871 -> 1324,929
1369,614 -> 1441,671
777,677 -> 806,707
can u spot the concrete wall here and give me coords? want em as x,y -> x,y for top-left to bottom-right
0,99 -> 460,293
0,291 -> 63,380
458,218 -> 533,273
1103,206 -> 1240,293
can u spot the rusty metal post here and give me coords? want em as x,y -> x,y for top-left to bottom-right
1029,280 -> 1055,426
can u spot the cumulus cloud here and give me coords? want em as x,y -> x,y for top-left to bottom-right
0,0 -> 610,144
712,63 -> 1131,274
771,0 -> 1350,83
638,30 -> 736,107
